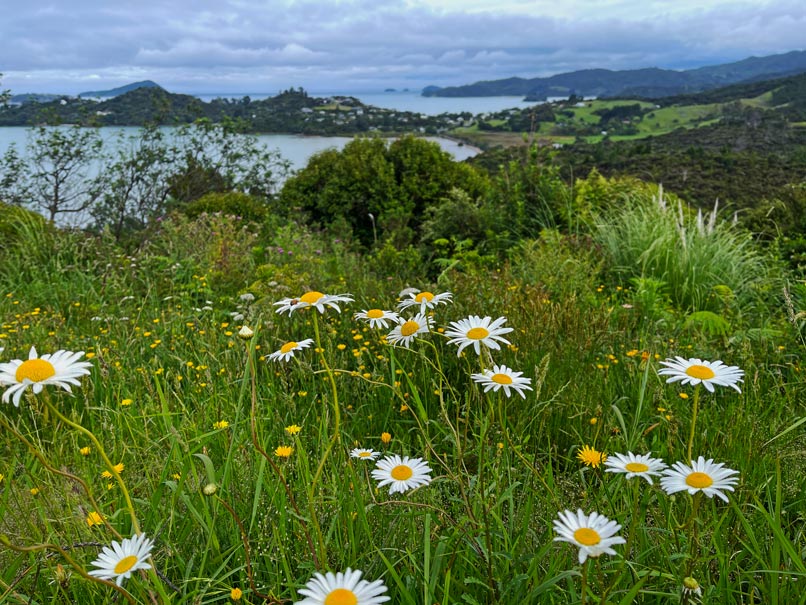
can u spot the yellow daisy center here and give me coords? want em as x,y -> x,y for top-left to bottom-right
113,555 -> 139,574
414,291 -> 434,303
685,472 -> 713,489
358,451 -> 372,458
300,291 -> 324,304
625,462 -> 649,473
685,364 -> 715,380
466,327 -> 490,340
366,309 -> 384,319
324,588 -> 358,605
573,527 -> 601,546
15,359 -> 56,383
491,373 -> 512,385
280,342 -> 298,354
400,321 -> 420,337
391,464 -> 414,481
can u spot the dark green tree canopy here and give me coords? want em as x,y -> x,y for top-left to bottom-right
279,135 -> 488,247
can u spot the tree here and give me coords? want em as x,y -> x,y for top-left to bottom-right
15,124 -> 105,224
279,135 -> 488,247
90,124 -> 173,240
166,118 -> 290,204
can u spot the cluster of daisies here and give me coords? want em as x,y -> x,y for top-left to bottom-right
0,296 -> 748,601
555,452 -> 739,564
270,288 -> 534,399
555,355 -> 745,571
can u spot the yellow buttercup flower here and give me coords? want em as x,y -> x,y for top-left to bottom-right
230,587 -> 243,600
275,446 -> 294,458
577,445 -> 607,468
285,424 -> 302,435
86,511 -> 104,527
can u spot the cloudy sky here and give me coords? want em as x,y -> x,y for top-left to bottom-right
2,0 -> 804,95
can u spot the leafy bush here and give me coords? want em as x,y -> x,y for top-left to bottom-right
184,191 -> 269,223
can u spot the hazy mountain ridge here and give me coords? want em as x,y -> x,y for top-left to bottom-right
78,80 -> 163,98
424,50 -> 806,99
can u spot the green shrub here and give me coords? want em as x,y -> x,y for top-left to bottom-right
183,191 -> 269,223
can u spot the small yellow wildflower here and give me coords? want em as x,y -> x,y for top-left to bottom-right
577,445 -> 607,468
337,343 -> 346,350
101,463 -> 124,479
172,473 -> 181,480
679,392 -> 689,399
213,420 -> 229,430
275,446 -> 294,458
120,398 -> 133,406
86,511 -> 104,527
30,487 -> 40,496
589,417 -> 598,425
381,432 -> 392,444
285,424 -> 302,435
400,404 -> 409,412
230,587 -> 243,601
626,349 -> 639,357
80,446 -> 91,456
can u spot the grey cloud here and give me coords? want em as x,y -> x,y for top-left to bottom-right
1,0 -> 803,93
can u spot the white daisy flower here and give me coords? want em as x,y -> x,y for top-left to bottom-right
386,313 -> 433,348
350,448 -> 380,461
371,454 -> 433,494
444,315 -> 513,356
274,291 -> 354,315
0,346 -> 92,407
396,290 -> 452,314
354,309 -> 400,330
657,357 -> 744,393
660,456 -> 739,502
268,339 -> 314,362
295,568 -> 389,605
604,452 -> 668,485
87,533 -> 154,587
553,509 -> 626,564
470,364 -> 533,398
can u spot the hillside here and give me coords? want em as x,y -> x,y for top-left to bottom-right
424,49 -> 806,99
78,80 -> 163,98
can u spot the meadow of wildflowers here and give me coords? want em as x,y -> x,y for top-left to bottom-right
0,209 -> 804,604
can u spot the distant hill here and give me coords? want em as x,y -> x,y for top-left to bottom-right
78,80 -> 163,99
424,50 -> 806,99
9,93 -> 63,104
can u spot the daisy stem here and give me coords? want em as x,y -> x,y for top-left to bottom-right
309,312 -> 337,563
686,385 -> 701,463
686,492 -> 703,577
580,557 -> 590,605
42,398 -> 140,535
623,479 -> 641,562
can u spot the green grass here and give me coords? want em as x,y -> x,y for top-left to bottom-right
0,207 -> 804,604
